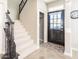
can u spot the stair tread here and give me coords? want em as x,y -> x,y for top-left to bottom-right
16,42 -> 34,53
15,36 -> 31,43
15,38 -> 33,46
18,45 -> 37,59
15,36 -> 31,42
14,32 -> 28,36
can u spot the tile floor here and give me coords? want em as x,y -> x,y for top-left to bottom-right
24,42 -> 71,59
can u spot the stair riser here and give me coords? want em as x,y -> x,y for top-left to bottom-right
15,35 -> 31,42
19,45 -> 38,59
15,40 -> 33,48
16,41 -> 33,52
14,33 -> 29,38
15,36 -> 30,43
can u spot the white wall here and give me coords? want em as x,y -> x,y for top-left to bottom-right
8,0 -> 21,20
47,0 -> 64,12
0,3 -> 4,55
71,0 -> 78,51
64,0 -> 72,56
65,0 -> 78,57
37,0 -> 47,46
38,0 -> 47,12
0,0 -> 7,55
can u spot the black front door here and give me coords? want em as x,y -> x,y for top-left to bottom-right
48,10 -> 64,46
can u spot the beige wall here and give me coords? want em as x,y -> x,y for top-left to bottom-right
20,0 -> 37,44
8,0 -> 21,20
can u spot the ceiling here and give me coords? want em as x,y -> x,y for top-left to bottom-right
44,0 -> 57,3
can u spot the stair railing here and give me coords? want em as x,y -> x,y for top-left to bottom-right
2,10 -> 19,59
19,0 -> 27,14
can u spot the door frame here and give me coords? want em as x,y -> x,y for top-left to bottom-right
48,10 -> 65,46
39,12 -> 44,44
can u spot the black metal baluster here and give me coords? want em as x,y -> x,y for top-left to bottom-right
19,0 -> 27,14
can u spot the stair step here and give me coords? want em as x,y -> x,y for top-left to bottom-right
16,40 -> 33,52
15,20 -> 22,24
14,30 -> 29,36
14,24 -> 24,29
15,34 -> 31,41
15,35 -> 30,43
15,39 -> 33,48
19,45 -> 37,59
14,32 -> 29,37
14,25 -> 28,35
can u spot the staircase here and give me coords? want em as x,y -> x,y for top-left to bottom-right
14,0 -> 38,59
14,20 -> 38,59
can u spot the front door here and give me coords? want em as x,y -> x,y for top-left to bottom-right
48,10 -> 64,46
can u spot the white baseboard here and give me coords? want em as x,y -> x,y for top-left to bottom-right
64,51 -> 72,57
64,48 -> 78,58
